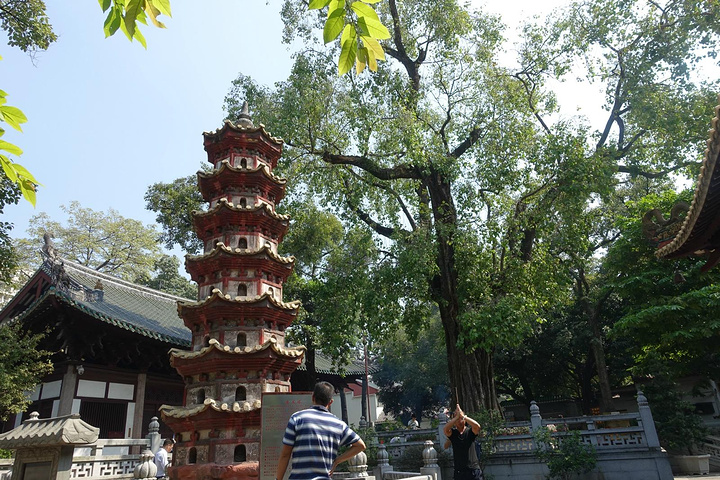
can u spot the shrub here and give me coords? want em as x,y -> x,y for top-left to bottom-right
533,428 -> 597,480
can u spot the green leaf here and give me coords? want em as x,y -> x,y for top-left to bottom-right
360,0 -> 381,4
12,162 -> 41,185
356,46 -> 368,74
327,0 -> 343,14
0,156 -> 18,183
351,1 -> 380,22
19,178 -> 36,206
99,0 -> 112,12
133,24 -> 148,49
323,8 -> 346,44
0,90 -> 7,98
0,106 -> 28,132
145,2 -> 166,28
309,0 -> 331,10
0,140 -> 22,156
124,0 -> 144,38
360,35 -> 385,60
357,16 -> 390,39
338,24 -> 357,75
149,0 -> 172,17
103,8 -> 122,37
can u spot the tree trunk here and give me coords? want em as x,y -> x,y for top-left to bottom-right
426,172 -> 499,413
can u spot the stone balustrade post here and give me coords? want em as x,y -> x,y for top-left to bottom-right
134,449 -> 158,479
147,416 -> 161,454
437,410 -> 449,451
348,450 -> 369,477
374,443 -> 392,480
529,401 -> 542,433
637,391 -> 661,448
420,440 -> 442,480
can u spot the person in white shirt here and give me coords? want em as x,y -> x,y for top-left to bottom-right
154,438 -> 174,479
408,414 -> 419,429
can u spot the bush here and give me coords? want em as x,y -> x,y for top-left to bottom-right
533,428 -> 597,480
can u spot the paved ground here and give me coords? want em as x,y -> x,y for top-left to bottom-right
674,475 -> 720,479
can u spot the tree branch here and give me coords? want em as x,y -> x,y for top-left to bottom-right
321,151 -> 421,180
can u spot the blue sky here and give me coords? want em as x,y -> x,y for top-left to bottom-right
3,0 -> 574,252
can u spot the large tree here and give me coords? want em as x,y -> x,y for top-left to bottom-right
22,201 -> 163,281
221,0 -> 720,411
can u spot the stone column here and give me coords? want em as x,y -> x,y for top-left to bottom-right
437,410 -> 449,452
57,365 -> 77,416
132,373 -> 148,439
147,417 -> 162,454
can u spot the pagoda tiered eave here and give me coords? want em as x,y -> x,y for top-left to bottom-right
160,400 -> 262,431
203,120 -> 283,169
177,292 -> 299,327
197,160 -> 287,204
185,244 -> 295,282
192,201 -> 289,241
169,339 -> 305,376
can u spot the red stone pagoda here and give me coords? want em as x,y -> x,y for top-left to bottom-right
160,104 -> 305,480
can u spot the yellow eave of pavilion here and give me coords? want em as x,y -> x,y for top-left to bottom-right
656,99 -> 720,259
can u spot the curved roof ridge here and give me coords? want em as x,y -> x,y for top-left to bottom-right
197,159 -> 287,185
193,198 -> 291,221
202,119 -> 284,146
656,99 -> 720,258
59,257 -> 194,302
186,242 -> 295,265
159,397 -> 262,419
170,338 -> 305,361
178,289 -> 301,311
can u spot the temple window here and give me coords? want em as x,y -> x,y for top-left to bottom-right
234,445 -> 246,462
188,448 -> 197,464
235,386 -> 246,402
240,158 -> 247,169
239,197 -> 247,208
237,332 -> 247,347
238,284 -> 248,296
238,237 -> 248,249
196,389 -> 206,404
267,287 -> 274,298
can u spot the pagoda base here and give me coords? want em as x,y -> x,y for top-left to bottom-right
169,461 -> 259,480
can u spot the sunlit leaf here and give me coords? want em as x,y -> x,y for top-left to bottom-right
150,0 -> 172,17
19,178 -> 36,206
338,25 -> 357,75
12,162 -> 41,185
0,140 -> 22,156
133,23 -> 148,48
0,156 -> 18,183
351,1 -> 380,22
309,0 -> 331,10
99,0 -> 112,12
356,47 -> 368,74
361,35 -> 385,60
0,106 -> 27,132
103,8 -> 122,37
124,0 -> 144,38
324,8 -> 346,44
357,16 -> 390,39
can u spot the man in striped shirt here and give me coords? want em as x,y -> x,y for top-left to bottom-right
275,381 -> 366,480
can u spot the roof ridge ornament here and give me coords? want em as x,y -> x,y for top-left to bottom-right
236,101 -> 254,129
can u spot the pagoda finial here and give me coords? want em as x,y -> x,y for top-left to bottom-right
236,101 -> 254,128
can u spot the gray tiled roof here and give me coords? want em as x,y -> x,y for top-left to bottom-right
14,259 -> 193,347
10,258 -> 365,376
0,413 -> 99,448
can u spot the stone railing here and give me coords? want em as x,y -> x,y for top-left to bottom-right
70,438 -> 152,479
371,392 -> 673,480
697,435 -> 720,468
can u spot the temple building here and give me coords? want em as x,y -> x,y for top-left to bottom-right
159,105 -> 305,480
